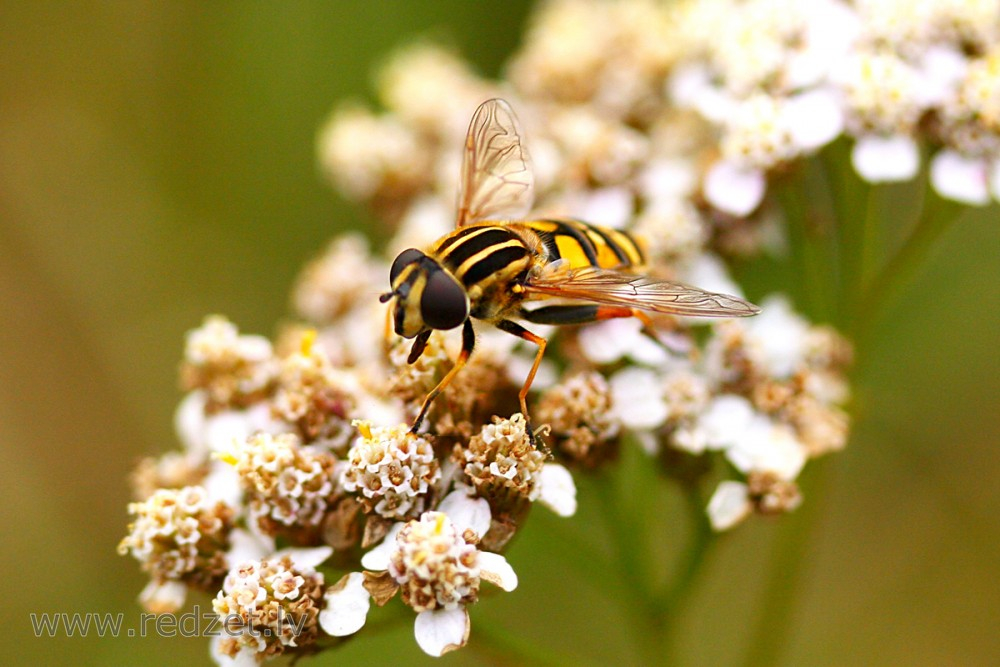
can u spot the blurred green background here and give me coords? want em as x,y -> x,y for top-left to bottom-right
2,2 -> 998,665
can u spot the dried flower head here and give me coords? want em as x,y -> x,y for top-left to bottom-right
341,421 -> 440,520
461,414 -> 578,523
129,452 -> 207,501
535,371 -> 621,466
180,316 -> 277,413
118,486 -> 234,611
291,234 -> 386,324
272,330 -> 361,452
225,432 -> 340,542
462,414 -> 546,507
212,554 -> 325,662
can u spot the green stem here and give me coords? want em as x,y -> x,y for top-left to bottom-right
658,481 -> 717,661
593,467 -> 665,666
741,460 -> 831,667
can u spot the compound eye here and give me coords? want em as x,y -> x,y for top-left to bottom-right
389,248 -> 424,285
421,270 -> 468,330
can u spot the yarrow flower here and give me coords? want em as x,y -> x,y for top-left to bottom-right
119,0 -> 991,660
210,547 -> 363,664
357,491 -> 517,656
341,420 -> 440,520
118,486 -> 234,613
224,432 -> 341,543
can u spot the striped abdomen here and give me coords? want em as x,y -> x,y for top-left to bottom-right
521,219 -> 645,272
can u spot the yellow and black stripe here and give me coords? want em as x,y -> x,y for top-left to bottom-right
522,219 -> 645,271
434,223 -> 534,289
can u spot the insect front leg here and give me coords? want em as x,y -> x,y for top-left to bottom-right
410,319 -> 476,435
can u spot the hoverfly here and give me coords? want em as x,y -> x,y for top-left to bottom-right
380,98 -> 760,437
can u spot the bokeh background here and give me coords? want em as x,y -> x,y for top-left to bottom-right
3,2 -> 998,665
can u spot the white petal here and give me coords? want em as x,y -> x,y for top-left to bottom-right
478,551 -> 518,591
201,461 -> 243,508
785,88 -> 844,150
274,546 -> 333,571
210,637 -> 260,667
629,332 -> 670,366
745,295 -> 810,378
703,160 -> 766,217
725,416 -> 807,480
916,45 -> 968,106
360,522 -> 405,571
437,489 -> 492,538
414,608 -> 470,657
851,135 -> 919,183
571,187 -> 633,229
698,395 -> 756,449
139,579 -> 187,614
609,367 -> 668,430
226,528 -> 274,566
535,464 -> 577,517
930,150 -> 990,205
319,572 -> 370,637
175,391 -> 208,456
707,481 -> 752,531
577,318 -> 640,365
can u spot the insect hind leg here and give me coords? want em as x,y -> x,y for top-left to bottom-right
521,303 -> 679,355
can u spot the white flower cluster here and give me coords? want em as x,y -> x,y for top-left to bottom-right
118,486 -> 234,613
124,0 -> 1000,662
228,432 -> 339,536
340,420 -> 441,520
668,0 -> 1000,210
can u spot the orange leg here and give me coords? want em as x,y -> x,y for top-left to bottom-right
410,319 -> 475,434
495,319 -> 550,444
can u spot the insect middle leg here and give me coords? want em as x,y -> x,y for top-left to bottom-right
410,319 -> 476,435
494,319 -> 548,440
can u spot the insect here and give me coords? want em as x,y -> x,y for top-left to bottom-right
380,98 -> 760,438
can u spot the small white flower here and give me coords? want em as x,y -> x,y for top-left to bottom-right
707,481 -> 752,531
610,367 -> 668,431
743,296 -> 811,378
930,149 -> 993,205
359,493 -> 517,657
725,414 -> 807,481
578,318 -> 668,367
319,572 -> 370,637
851,134 -> 921,183
703,160 -> 767,217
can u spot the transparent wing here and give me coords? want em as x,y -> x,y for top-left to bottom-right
525,265 -> 761,318
456,98 -> 534,227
